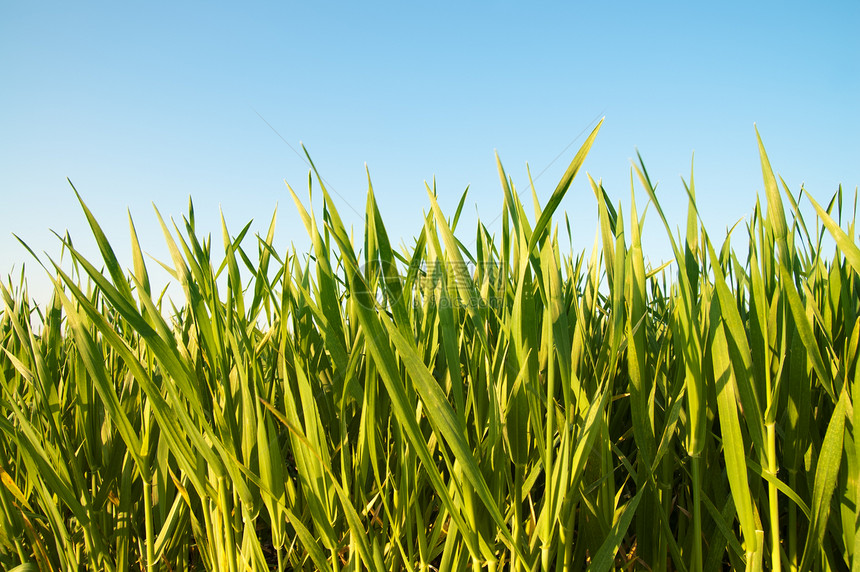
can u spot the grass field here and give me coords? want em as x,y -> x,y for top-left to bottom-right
1,124 -> 858,571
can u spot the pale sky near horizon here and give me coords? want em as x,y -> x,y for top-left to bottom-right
2,2 -> 859,304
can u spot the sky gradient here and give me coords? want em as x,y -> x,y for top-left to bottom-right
2,2 -> 859,303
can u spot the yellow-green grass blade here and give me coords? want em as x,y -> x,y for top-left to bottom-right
710,315 -> 758,556
0,400 -> 103,568
508,256 -> 545,460
805,190 -> 860,277
50,283 -> 149,481
49,254 -> 225,486
307,189 -> 349,370
527,119 -> 603,256
495,152 -> 531,245
634,156 -> 705,455
745,458 -> 811,520
379,312 -> 523,561
754,127 -> 790,270
248,206 -> 278,319
705,238 -> 766,456
261,397 -> 380,571
52,291 -> 217,536
700,493 -> 746,565
683,164 -> 700,292
588,486 -> 645,572
365,175 -> 411,330
779,263 -> 835,402
626,185 -> 655,467
539,233 -> 572,411
425,186 -> 491,357
69,183 -> 136,304
423,226 -> 467,419
0,422 -> 79,567
590,175 -> 618,286
128,211 -> 151,300
219,209 -> 247,320
799,389 -> 848,571
312,182 -> 491,562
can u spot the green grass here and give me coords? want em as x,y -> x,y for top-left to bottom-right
1,125 -> 858,571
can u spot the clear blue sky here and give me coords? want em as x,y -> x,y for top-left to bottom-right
2,1 -> 858,303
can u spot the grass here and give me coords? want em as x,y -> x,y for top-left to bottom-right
1,124 -> 858,571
